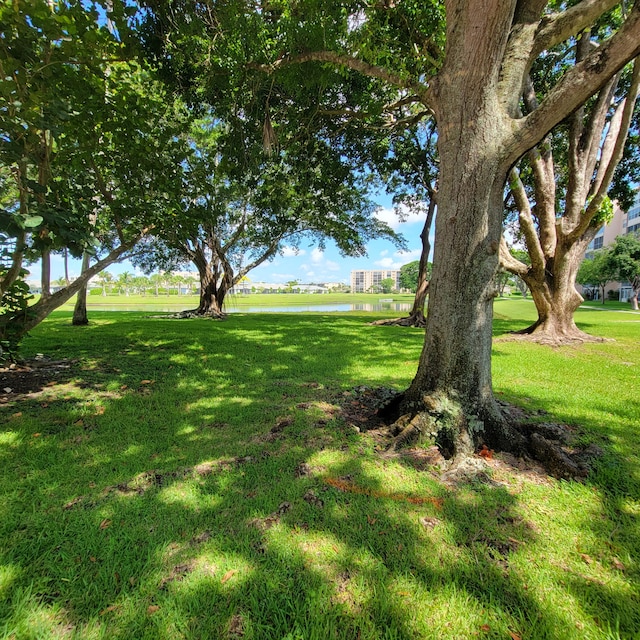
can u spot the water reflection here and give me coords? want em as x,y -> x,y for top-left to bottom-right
85,303 -> 414,313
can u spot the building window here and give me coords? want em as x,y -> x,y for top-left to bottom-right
592,236 -> 604,250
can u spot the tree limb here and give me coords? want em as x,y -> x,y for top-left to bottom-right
532,0 -> 622,59
513,5 -> 640,159
569,57 -> 640,242
499,235 -> 529,277
249,51 -> 433,108
507,168 -> 546,274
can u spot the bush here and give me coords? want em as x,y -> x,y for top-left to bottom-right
607,289 -> 620,301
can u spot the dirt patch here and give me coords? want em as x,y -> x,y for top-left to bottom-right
0,357 -> 78,402
339,386 -> 401,431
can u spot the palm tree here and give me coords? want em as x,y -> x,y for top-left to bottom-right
150,273 -> 163,297
117,271 -> 133,296
96,271 -> 113,297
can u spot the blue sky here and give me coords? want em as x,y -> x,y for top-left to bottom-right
36,202 -> 431,286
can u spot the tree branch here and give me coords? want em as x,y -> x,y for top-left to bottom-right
532,0 -> 622,59
570,57 -> 640,241
507,168 -> 546,274
249,51 -> 433,108
499,236 -> 529,277
512,5 -> 640,159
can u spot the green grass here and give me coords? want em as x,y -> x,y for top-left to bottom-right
71,292 -> 416,310
1,300 -> 639,639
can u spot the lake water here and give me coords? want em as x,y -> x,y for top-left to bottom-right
86,302 -> 414,313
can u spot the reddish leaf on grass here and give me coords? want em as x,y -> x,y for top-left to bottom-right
480,624 -> 491,632
95,406 -> 105,415
147,605 -> 160,614
221,569 -> 237,584
612,558 -> 625,571
580,553 -> 593,565
99,519 -> 111,530
140,380 -> 154,385
13,412 -> 23,418
509,632 -> 522,640
32,433 -> 41,437
478,445 -> 493,459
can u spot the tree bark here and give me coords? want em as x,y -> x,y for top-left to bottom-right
518,237 -> 599,343
388,2 -> 532,459
72,251 -> 91,326
195,263 -> 227,317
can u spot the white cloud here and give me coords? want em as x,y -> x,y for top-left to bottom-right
374,257 -> 402,269
374,203 -> 427,230
281,246 -> 306,258
325,260 -> 341,272
380,249 -> 389,257
311,248 -> 324,263
394,248 -> 422,262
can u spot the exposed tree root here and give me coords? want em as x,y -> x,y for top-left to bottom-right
370,311 -> 427,328
371,391 -> 592,480
505,323 -> 608,346
151,309 -> 227,320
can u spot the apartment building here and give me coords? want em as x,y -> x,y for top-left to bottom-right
350,269 -> 401,293
583,190 -> 640,301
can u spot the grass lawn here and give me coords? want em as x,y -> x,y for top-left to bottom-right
1,299 -> 639,639
71,292 -> 417,310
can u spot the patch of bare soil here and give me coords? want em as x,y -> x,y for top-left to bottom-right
0,356 -> 78,402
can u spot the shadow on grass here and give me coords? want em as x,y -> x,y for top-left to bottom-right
0,311 -> 638,638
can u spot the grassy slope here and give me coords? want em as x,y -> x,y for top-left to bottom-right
0,299 -> 638,639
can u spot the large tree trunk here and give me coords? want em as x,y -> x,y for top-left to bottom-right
72,252 -> 91,326
195,264 -> 226,317
385,4 -> 529,461
518,239 -> 599,343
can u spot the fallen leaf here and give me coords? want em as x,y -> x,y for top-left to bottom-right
140,380 -> 154,385
99,519 -> 112,530
221,569 -> 237,584
32,433 -> 41,438
120,385 -> 128,390
100,604 -> 120,615
478,445 -> 493,459
509,632 -> 522,640
480,624 -> 491,632
90,556 -> 97,562
73,419 -> 84,427
147,605 -> 160,614
612,558 -> 625,571
40,402 -> 49,408
12,412 -> 22,418
95,406 -> 105,415
580,553 -> 593,565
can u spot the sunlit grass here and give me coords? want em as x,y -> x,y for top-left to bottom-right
0,301 -> 638,639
